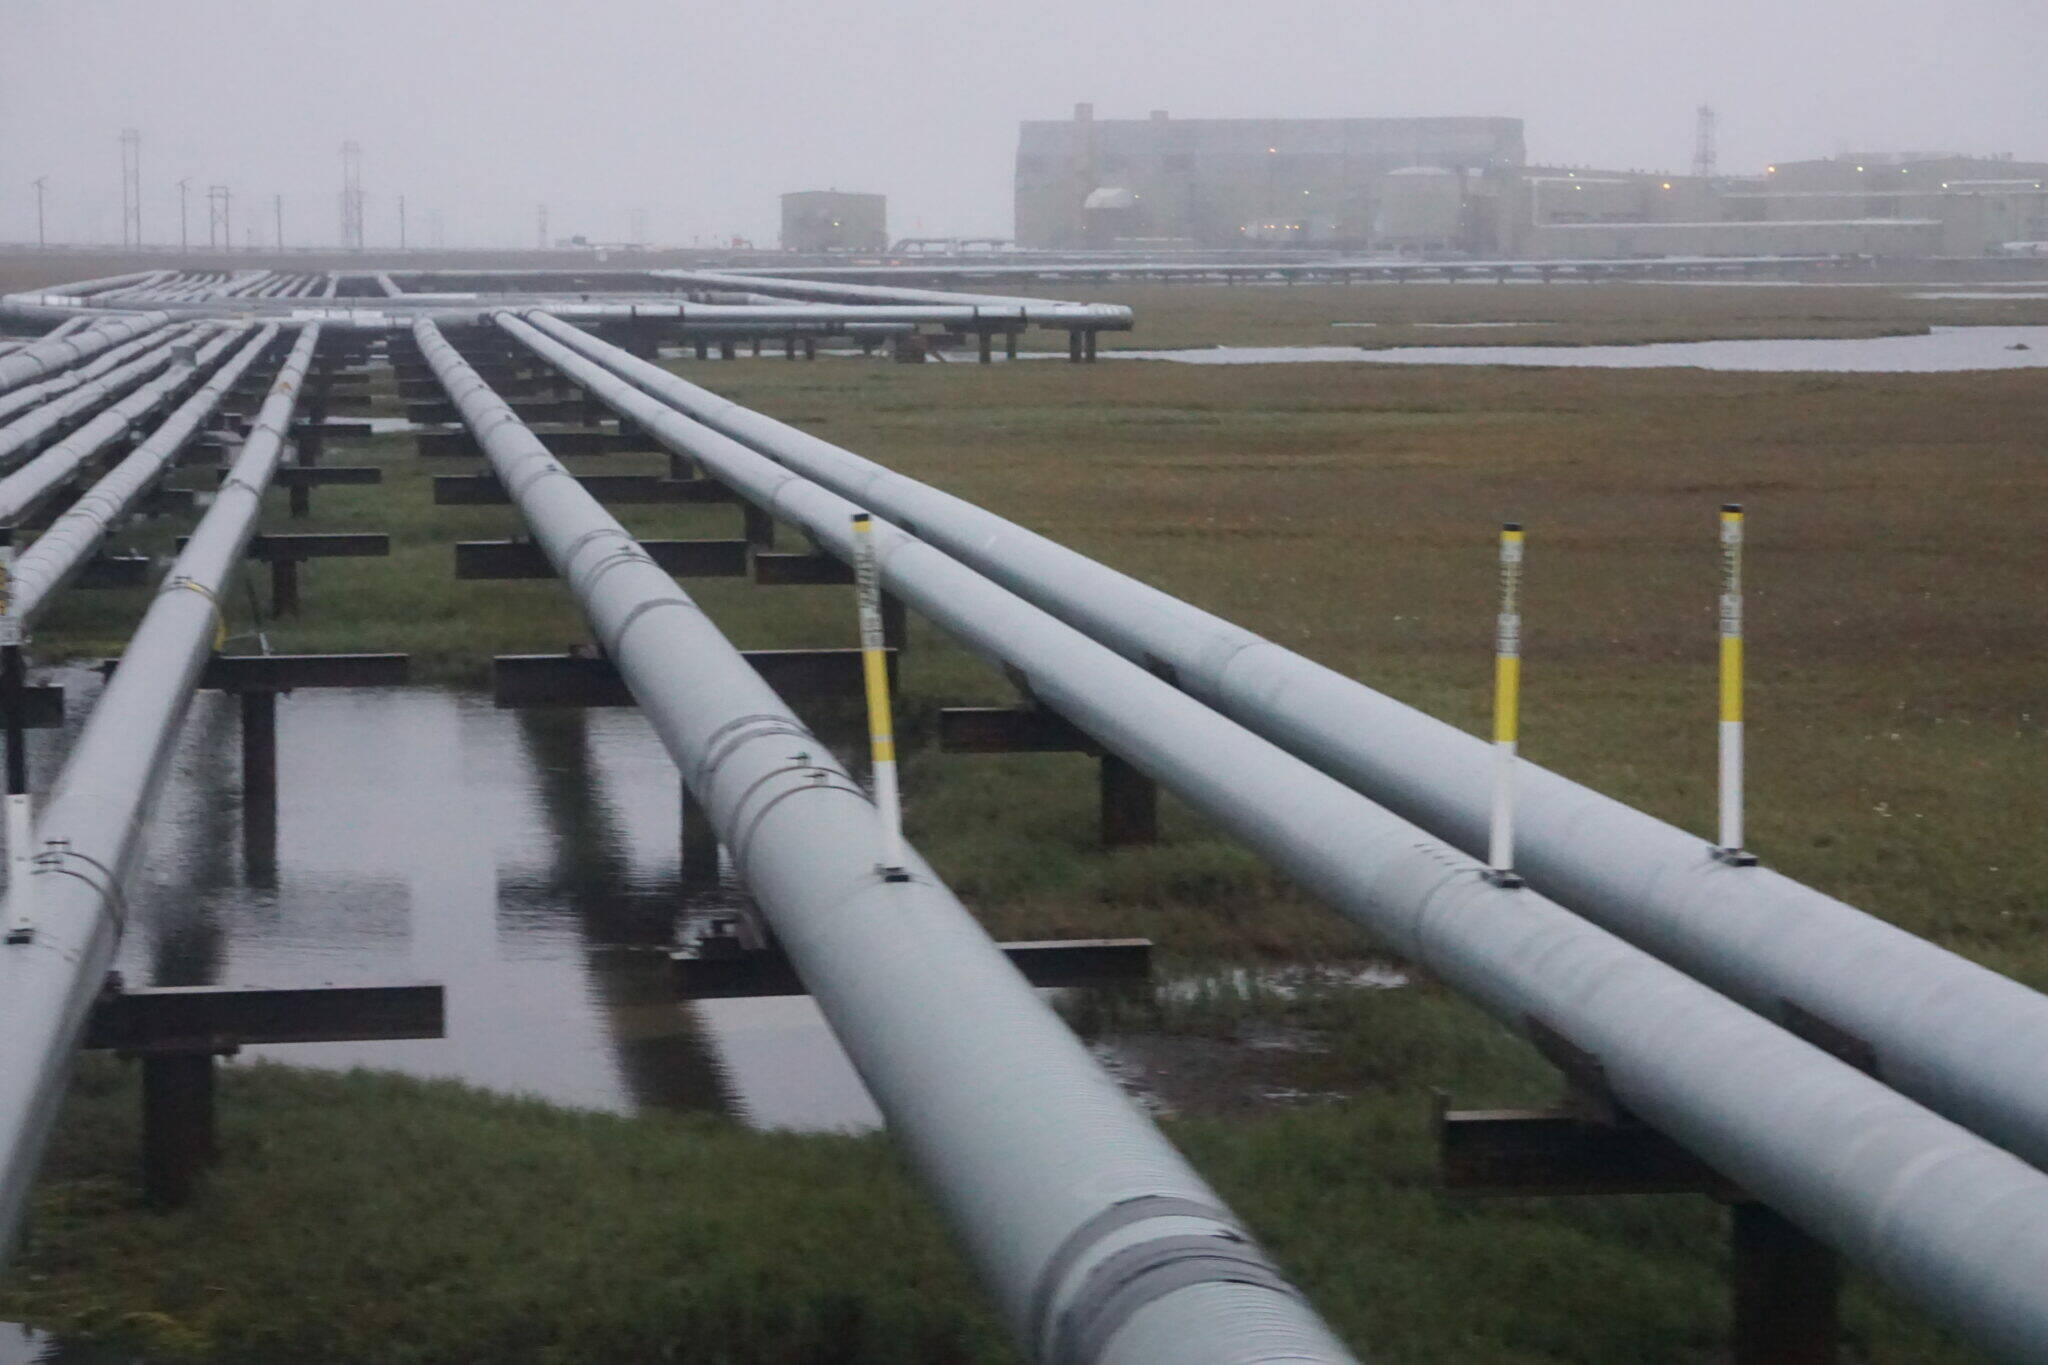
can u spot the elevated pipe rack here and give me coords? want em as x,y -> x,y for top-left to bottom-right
520,310 -> 2048,1177
0,324 -> 321,1252
503,309 -> 2048,1362
417,318 -> 1356,1365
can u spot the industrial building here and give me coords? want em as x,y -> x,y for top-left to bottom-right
1014,105 -> 1525,251
1016,107 -> 2047,258
780,190 -> 886,253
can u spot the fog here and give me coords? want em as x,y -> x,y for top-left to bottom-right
3,0 -> 2042,248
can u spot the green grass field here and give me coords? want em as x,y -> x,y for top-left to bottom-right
4,279 -> 2042,1361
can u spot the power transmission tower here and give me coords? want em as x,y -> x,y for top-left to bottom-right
339,141 -> 366,250
119,129 -> 142,247
176,178 -> 190,251
631,206 -> 648,246
1693,105 -> 1718,181
274,193 -> 284,249
398,194 -> 407,250
31,178 -> 47,250
207,184 -> 232,250
537,203 -> 549,250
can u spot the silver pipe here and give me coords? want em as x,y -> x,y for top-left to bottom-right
0,313 -> 172,397
0,323 -> 320,1254
0,325 -> 237,527
8,326 -> 277,625
0,327 -> 198,473
503,310 -> 2048,1361
0,328 -> 185,428
652,268 -> 1109,316
419,319 -> 1355,1365
521,309 -> 2048,1174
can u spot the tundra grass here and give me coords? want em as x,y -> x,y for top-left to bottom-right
0,1012 -> 1983,1364
6,289 -> 2041,1360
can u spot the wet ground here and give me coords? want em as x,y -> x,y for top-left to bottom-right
20,675 -> 1394,1133
1104,324 -> 2048,370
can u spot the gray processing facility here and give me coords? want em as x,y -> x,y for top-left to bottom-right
780,190 -> 887,253
1015,105 -> 2048,258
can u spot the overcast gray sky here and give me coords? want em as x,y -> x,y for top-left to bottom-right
4,0 -> 2044,249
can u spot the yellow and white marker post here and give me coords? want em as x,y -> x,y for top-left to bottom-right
1715,503 -> 1757,866
1487,523 -> 1525,888
850,513 -> 910,882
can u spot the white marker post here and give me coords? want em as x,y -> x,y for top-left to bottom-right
1715,504 -> 1757,865
850,514 -> 909,882
1487,524 -> 1525,887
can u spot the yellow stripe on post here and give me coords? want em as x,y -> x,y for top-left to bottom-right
1719,636 -> 1743,724
849,512 -> 909,880
1494,655 -> 1520,744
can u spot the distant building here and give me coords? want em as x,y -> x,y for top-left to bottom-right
1014,106 -> 1526,250
1507,152 -> 2048,258
780,191 -> 886,253
1015,109 -> 2047,258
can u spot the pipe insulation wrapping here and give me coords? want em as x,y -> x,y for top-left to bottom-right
503,309 -> 2048,1362
415,318 -> 1357,1365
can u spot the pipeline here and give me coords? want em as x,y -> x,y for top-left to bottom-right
0,324 -> 194,426
521,310 -> 2048,1175
502,309 -> 2048,1361
0,325 -> 241,529
7,326 -> 278,626
0,312 -> 172,397
0,327 -> 200,475
0,323 -> 319,1253
418,319 -> 1355,1365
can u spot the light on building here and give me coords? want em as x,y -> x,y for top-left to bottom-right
1767,165 -> 1777,174
1662,182 -> 1672,189
1267,147 -> 1277,154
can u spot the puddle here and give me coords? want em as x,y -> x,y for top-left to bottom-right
9,678 -> 1407,1136
0,1322 -> 135,1364
1909,291 -> 2048,300
9,677 -> 878,1130
1101,325 -> 2048,371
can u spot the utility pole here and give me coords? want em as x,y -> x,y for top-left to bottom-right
176,178 -> 190,252
274,193 -> 284,250
1693,104 -> 1719,182
398,194 -> 407,251
31,178 -> 47,250
537,202 -> 549,251
207,184 -> 231,251
339,141 -> 365,251
118,129 -> 142,248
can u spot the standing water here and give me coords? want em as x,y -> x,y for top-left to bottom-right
28,673 -> 881,1130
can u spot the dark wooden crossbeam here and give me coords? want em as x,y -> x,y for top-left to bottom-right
198,652 -> 409,692
752,551 -> 854,586
674,937 -> 1151,999
84,982 -> 445,1051
494,649 -> 881,708
415,426 -> 641,459
434,474 -> 734,506
455,538 -> 748,580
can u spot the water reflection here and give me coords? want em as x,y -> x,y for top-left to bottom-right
73,684 -> 881,1128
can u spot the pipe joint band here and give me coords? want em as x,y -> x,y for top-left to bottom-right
1051,1232 -> 1301,1365
1028,1194 -> 1241,1358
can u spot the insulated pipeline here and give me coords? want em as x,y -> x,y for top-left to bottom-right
7,325 -> 278,625
415,318 -> 1357,1365
0,312 -> 171,396
0,323 -> 320,1255
519,308 -> 2048,1176
503,309 -> 2048,1362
